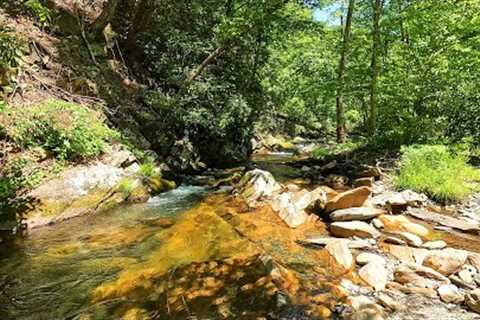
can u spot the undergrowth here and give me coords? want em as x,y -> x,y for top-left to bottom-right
0,100 -> 119,160
395,145 -> 480,202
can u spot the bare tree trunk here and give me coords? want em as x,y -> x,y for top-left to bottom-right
90,0 -> 120,36
188,46 -> 226,81
336,0 -> 355,143
368,0 -> 382,137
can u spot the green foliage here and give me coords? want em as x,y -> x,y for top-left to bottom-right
0,100 -> 118,160
0,25 -> 23,69
23,0 -> 51,26
138,162 -> 157,180
0,155 -> 45,202
395,145 -> 480,202
312,140 -> 365,159
261,3 -> 338,135
117,178 -> 135,196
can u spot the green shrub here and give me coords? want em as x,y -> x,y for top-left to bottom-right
117,178 -> 135,196
0,156 -> 45,202
395,145 -> 480,201
0,100 -> 118,160
0,26 -> 23,70
23,0 -> 52,26
312,147 -> 330,159
138,162 -> 157,180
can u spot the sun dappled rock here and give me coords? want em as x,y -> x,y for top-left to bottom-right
359,262 -> 388,291
438,284 -> 464,304
423,240 -> 447,250
394,263 -> 450,289
325,240 -> 354,270
237,169 -> 282,205
379,214 -> 430,238
330,221 -> 381,239
356,252 -> 386,266
325,187 -> 372,213
423,248 -> 469,276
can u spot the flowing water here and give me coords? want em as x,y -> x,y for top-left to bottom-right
0,157 -> 347,320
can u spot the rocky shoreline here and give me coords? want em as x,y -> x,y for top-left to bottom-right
232,166 -> 480,319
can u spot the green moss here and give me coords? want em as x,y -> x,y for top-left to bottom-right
395,145 -> 480,202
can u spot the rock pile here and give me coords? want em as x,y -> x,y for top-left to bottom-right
236,168 -> 480,319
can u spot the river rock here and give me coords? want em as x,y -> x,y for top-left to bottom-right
237,169 -> 281,205
458,265 -> 477,285
376,291 -> 405,311
359,262 -> 388,291
468,254 -> 480,273
330,221 -> 380,239
346,296 -> 385,320
379,215 -> 429,237
423,248 -> 469,276
324,186 -> 372,213
438,284 -> 464,304
299,237 -> 373,249
372,218 -> 384,229
271,192 -> 308,228
26,159 -> 138,229
354,177 -> 374,188
395,232 -> 423,247
394,263 -> 450,288
272,188 -> 327,228
356,252 -> 386,266
325,240 -> 354,270
330,207 -> 385,222
423,240 -> 447,250
466,289 -> 480,313
372,190 -> 427,213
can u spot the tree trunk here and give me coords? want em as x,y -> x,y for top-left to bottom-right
336,0 -> 356,143
188,46 -> 226,81
368,0 -> 382,137
90,0 -> 120,36
125,0 -> 155,55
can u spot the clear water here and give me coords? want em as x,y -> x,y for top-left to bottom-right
0,186 -> 210,320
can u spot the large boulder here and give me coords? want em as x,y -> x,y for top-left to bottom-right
324,187 -> 372,213
237,169 -> 281,205
271,188 -> 327,228
26,155 -> 139,229
330,221 -> 380,239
